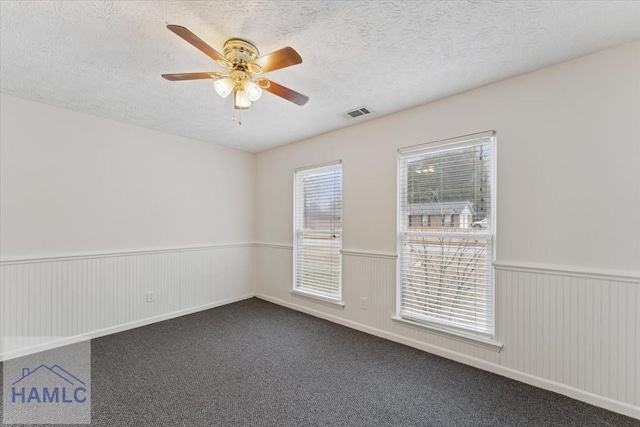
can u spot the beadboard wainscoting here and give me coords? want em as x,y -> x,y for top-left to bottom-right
0,244 -> 256,361
255,244 -> 640,419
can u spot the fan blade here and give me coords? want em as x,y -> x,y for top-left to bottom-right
162,72 -> 222,81
262,80 -> 308,106
253,47 -> 302,73
167,25 -> 230,67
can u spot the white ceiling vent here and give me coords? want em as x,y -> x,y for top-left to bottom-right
342,106 -> 373,120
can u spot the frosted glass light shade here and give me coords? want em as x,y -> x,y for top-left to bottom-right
214,77 -> 234,98
234,88 -> 251,109
244,80 -> 262,102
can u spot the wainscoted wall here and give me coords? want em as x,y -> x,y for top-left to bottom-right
255,244 -> 640,419
494,265 -> 639,410
0,244 -> 255,361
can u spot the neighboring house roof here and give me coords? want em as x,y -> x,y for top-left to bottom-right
408,201 -> 474,215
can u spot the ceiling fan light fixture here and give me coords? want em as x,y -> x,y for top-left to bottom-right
244,79 -> 263,102
234,88 -> 252,110
214,77 -> 234,98
163,25 -> 308,110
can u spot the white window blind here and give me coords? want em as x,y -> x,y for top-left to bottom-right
294,162 -> 342,301
398,132 -> 495,338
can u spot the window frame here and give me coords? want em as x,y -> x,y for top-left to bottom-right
395,131 -> 500,349
292,160 -> 344,305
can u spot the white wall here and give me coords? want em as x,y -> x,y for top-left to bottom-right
255,41 -> 640,418
0,95 -> 256,359
1,95 -> 255,257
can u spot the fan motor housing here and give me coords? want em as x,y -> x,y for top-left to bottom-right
224,39 -> 259,63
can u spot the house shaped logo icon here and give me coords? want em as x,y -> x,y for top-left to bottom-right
12,364 -> 88,404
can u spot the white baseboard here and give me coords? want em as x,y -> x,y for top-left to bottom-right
255,293 -> 640,420
0,293 -> 254,362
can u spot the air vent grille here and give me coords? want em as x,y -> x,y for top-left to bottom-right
342,106 -> 373,120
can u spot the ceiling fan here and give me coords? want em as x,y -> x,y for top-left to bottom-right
162,25 -> 308,110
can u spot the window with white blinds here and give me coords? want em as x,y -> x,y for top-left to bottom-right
398,132 -> 495,338
293,161 -> 343,301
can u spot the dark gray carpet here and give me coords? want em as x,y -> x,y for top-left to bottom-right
1,298 -> 638,426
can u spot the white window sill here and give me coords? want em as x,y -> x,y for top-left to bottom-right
290,289 -> 345,308
391,316 -> 502,352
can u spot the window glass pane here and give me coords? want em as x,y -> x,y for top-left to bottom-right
400,235 -> 492,334
406,143 -> 492,232
302,169 -> 342,230
297,232 -> 341,295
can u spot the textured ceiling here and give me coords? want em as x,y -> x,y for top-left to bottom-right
1,1 -> 640,152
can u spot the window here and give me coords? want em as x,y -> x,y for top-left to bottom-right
398,131 -> 495,339
293,161 -> 343,302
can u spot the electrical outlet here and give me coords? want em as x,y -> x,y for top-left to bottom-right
360,297 -> 368,310
146,291 -> 155,303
